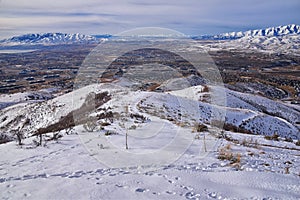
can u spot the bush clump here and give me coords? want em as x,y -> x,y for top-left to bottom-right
264,133 -> 279,141
83,120 -> 98,132
193,123 -> 208,132
104,130 -> 118,136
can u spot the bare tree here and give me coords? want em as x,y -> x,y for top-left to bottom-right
14,118 -> 30,146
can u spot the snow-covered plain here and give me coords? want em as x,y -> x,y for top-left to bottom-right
0,83 -> 299,199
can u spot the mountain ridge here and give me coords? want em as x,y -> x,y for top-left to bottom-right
1,24 -> 300,46
193,24 -> 300,40
0,32 -> 104,46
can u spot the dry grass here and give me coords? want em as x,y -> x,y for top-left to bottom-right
264,133 -> 280,141
240,137 -> 260,149
192,122 -> 208,133
202,85 -> 209,93
218,144 -> 242,169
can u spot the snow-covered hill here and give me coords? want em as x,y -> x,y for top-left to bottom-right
195,24 -> 300,40
1,83 -> 299,142
0,83 -> 299,199
0,88 -> 56,110
0,33 -> 102,46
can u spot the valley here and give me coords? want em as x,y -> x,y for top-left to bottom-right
0,25 -> 300,199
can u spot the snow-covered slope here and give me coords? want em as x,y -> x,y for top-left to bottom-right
218,34 -> 300,53
201,33 -> 300,54
194,24 -> 300,53
1,83 -> 299,142
0,83 -> 300,199
195,24 -> 300,40
0,33 -> 101,46
0,89 -> 56,110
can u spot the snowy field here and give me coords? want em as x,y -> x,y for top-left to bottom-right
0,132 -> 299,199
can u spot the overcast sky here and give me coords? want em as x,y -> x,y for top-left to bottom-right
0,0 -> 299,39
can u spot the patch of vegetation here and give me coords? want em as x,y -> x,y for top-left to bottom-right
192,122 -> 208,132
284,137 -> 293,143
35,91 -> 111,136
104,130 -> 118,136
83,119 -> 98,132
264,133 -> 279,141
218,144 -> 242,169
45,131 -> 63,142
100,122 -> 111,126
128,125 -> 137,130
240,137 -> 260,149
202,85 -> 209,93
0,133 -> 12,144
130,113 -> 148,123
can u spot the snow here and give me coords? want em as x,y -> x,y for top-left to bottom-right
0,90 -> 53,110
0,33 -> 100,46
1,24 -> 300,199
0,83 -> 299,199
1,83 -> 298,140
198,24 -> 300,40
0,131 -> 299,199
194,24 -> 300,54
204,34 -> 300,54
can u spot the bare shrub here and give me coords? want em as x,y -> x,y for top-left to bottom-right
45,131 -> 63,142
285,166 -> 290,174
104,130 -> 118,136
202,85 -> 209,93
192,122 -> 208,132
218,144 -> 241,169
129,125 -> 137,130
240,138 -> 260,148
130,113 -> 148,123
65,127 -> 77,135
0,133 -> 12,144
11,130 -> 24,146
284,137 -> 293,143
264,133 -> 279,141
83,119 -> 98,132
218,145 -> 233,161
100,122 -> 111,126
32,134 -> 43,147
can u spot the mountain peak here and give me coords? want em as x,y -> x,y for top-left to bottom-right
243,24 -> 300,37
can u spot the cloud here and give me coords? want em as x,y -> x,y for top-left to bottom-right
0,0 -> 299,39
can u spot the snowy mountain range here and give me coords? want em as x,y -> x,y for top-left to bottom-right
212,34 -> 300,53
1,24 -> 299,46
0,33 -> 103,45
194,24 -> 300,54
193,24 -> 300,40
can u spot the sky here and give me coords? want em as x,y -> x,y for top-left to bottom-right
0,0 -> 299,39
